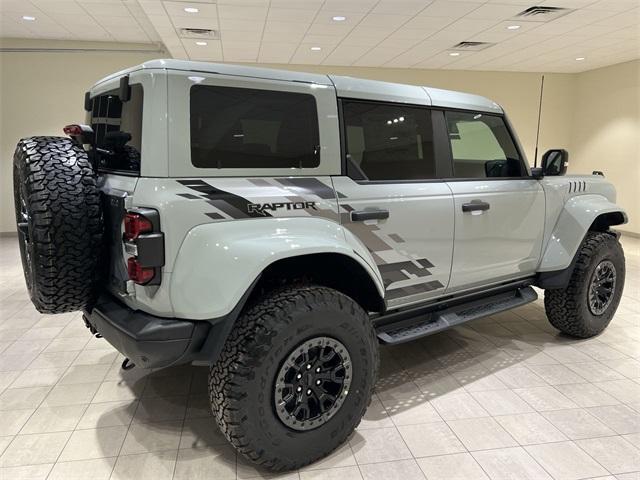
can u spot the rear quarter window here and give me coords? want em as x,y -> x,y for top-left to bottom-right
89,84 -> 143,174
190,85 -> 320,169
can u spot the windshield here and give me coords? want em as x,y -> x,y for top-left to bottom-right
88,84 -> 143,174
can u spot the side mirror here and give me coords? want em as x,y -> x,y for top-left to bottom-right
542,149 -> 569,176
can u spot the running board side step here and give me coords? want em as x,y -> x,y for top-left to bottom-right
376,286 -> 537,345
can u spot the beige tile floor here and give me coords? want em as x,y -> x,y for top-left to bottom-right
0,235 -> 639,480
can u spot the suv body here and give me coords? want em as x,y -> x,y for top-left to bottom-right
87,60 -> 624,361
14,59 -> 627,470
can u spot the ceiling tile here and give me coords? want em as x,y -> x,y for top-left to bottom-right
2,0 -> 636,74
320,0 -> 378,14
358,14 -> 412,29
258,42 -> 297,62
81,2 -> 131,17
172,16 -> 219,30
417,1 -> 481,18
372,0 -> 432,16
218,5 -> 266,21
465,3 -> 528,20
222,29 -> 263,42
220,19 -> 264,31
322,44 -> 371,65
183,38 -> 223,61
306,22 -> 354,37
267,7 -> 319,23
223,41 -> 260,61
163,1 -> 218,18
402,15 -> 454,30
269,0 -> 322,9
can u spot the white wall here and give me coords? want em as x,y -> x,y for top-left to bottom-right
0,39 -> 161,234
569,60 -> 640,235
1,39 -> 637,234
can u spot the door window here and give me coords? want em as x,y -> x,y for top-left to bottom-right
190,85 -> 320,169
445,111 -> 524,179
342,100 -> 436,181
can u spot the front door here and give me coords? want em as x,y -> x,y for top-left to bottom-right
334,100 -> 454,309
443,110 -> 545,292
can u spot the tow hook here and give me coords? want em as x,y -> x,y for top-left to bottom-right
122,358 -> 135,370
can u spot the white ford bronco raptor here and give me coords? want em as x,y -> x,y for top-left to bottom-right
13,60 -> 627,471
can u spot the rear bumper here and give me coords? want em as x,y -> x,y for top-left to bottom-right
83,294 -> 211,369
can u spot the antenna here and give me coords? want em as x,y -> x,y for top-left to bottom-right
533,75 -> 545,168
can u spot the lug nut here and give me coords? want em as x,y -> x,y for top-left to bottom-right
306,364 -> 311,370
296,373 -> 302,379
316,367 -> 321,373
316,379 -> 321,385
306,389 -> 312,395
297,386 -> 302,393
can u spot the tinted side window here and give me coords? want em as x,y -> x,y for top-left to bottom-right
90,84 -> 143,173
190,85 -> 320,169
445,111 -> 524,179
342,101 -> 436,181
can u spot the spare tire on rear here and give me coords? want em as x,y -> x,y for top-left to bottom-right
13,136 -> 104,313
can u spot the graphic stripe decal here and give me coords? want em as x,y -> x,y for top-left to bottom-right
177,179 -> 271,218
379,259 -> 435,287
386,281 -> 444,300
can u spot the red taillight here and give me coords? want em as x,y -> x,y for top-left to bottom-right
124,213 -> 153,241
63,124 -> 83,135
127,257 -> 155,285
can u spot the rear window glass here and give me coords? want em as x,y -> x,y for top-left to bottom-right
89,84 -> 143,174
190,85 -> 320,169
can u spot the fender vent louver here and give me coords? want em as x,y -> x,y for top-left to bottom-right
515,6 -> 573,22
179,28 -> 220,39
568,181 -> 587,193
449,41 -> 495,51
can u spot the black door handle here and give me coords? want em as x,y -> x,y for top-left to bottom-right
462,201 -> 490,213
351,209 -> 390,221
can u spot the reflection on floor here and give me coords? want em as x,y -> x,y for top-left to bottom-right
0,235 -> 638,480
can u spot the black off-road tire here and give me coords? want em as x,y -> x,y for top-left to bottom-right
544,231 -> 625,338
13,136 -> 103,313
209,285 -> 378,472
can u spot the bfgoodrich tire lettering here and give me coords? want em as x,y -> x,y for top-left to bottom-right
544,231 -> 625,338
13,136 -> 104,313
208,285 -> 378,471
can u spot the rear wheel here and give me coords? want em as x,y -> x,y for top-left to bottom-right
13,136 -> 103,313
209,285 -> 378,471
544,231 -> 625,338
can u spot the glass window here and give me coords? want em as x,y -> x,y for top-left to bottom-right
342,101 -> 436,181
445,111 -> 524,178
90,84 -> 143,173
190,85 -> 320,169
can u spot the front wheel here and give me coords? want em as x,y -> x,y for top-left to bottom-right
545,231 -> 625,338
209,285 -> 378,471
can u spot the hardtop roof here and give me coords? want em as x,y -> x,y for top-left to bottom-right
93,59 -> 502,114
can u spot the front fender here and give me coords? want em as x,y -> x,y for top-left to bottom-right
170,217 -> 384,319
538,194 -> 627,272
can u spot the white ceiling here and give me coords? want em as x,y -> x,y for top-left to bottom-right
1,0 -> 638,72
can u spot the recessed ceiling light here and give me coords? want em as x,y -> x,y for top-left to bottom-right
575,56 -> 585,61
184,7 -> 199,13
22,15 -> 36,21
332,15 -> 346,21
195,41 -> 207,46
449,52 -> 460,57
310,46 -> 322,51
506,24 -> 521,30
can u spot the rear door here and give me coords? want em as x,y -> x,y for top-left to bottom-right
443,111 -> 545,292
333,99 -> 454,309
